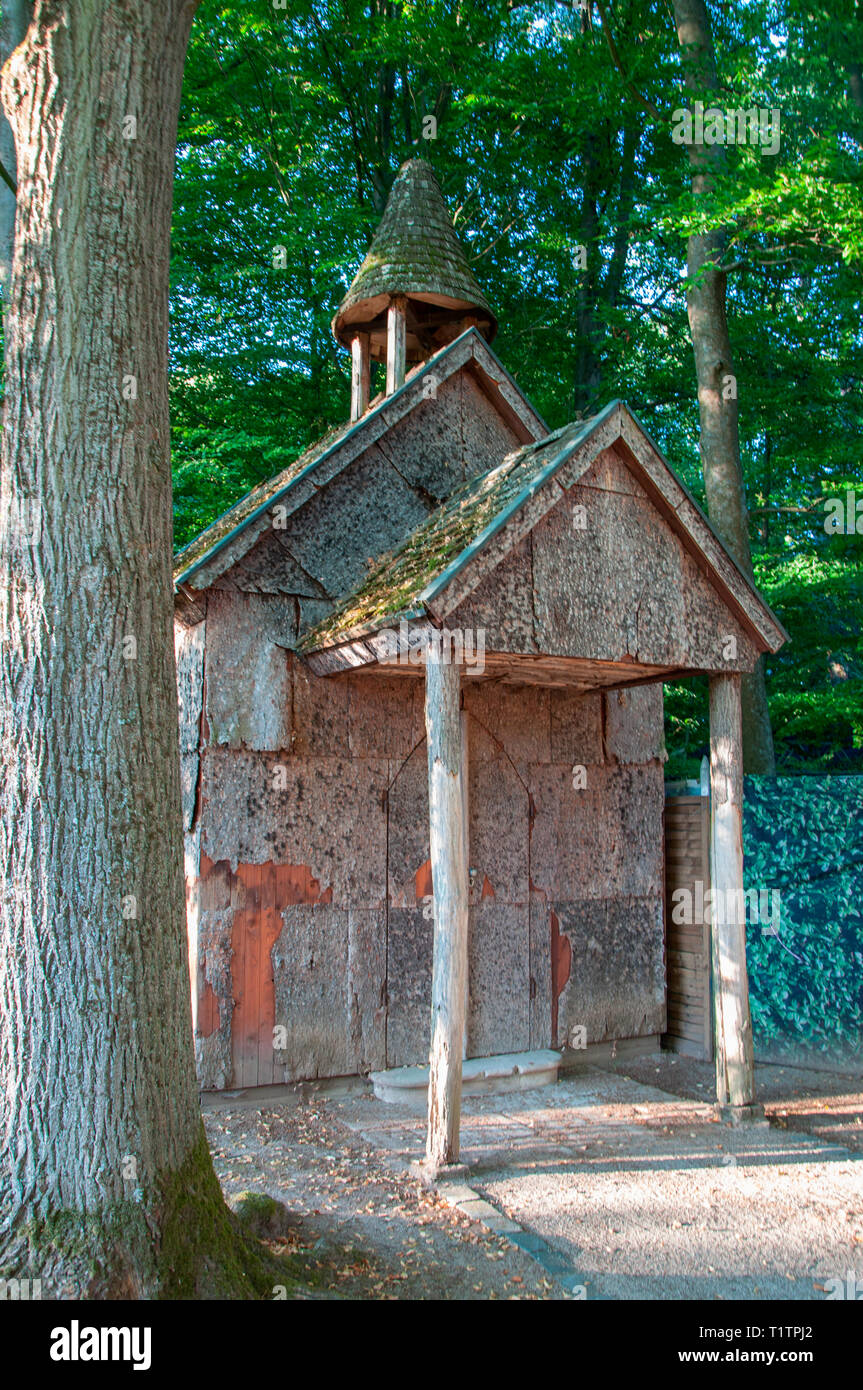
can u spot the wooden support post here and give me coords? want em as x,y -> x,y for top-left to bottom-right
424,646 -> 469,1172
460,708 -> 470,1061
350,332 -> 370,422
386,294 -> 407,395
708,672 -> 755,1109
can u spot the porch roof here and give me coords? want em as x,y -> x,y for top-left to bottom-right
298,400 -> 788,676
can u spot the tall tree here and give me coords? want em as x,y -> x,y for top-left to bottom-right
0,0 -> 264,1297
672,0 -> 777,773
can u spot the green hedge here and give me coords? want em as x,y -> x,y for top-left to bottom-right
743,776 -> 863,1052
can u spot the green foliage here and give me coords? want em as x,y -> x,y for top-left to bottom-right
665,546 -> 863,780
170,0 -> 863,773
743,776 -> 863,1050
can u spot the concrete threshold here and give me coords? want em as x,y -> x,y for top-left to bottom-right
369,1049 -> 561,1106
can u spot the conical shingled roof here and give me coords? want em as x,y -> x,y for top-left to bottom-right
332,158 -> 497,362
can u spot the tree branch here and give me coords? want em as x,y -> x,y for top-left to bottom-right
0,158 -> 16,195
594,0 -> 661,120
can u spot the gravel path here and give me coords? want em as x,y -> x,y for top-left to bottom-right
334,1066 -> 863,1301
603,1051 -> 863,1155
203,1058 -> 863,1300
203,1095 -> 567,1298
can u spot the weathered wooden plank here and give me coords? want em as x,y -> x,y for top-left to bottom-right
604,684 -> 664,765
663,789 -> 712,1060
668,993 -> 707,1012
667,1004 -> 707,1022
258,862 -> 279,1086
667,949 -> 709,970
271,905 -> 351,1079
669,969 -> 706,994
204,591 -> 293,751
667,1000 -> 707,1024
667,1017 -> 705,1039
174,618 -> 205,830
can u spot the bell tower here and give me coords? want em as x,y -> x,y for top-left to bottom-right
332,159 -> 497,421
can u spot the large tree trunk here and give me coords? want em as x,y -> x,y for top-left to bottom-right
0,1 -> 265,1299
672,0 -> 776,774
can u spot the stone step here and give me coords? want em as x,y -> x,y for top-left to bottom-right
369,1049 -> 561,1105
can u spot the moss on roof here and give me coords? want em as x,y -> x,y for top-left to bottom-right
333,159 -> 496,345
299,421 -> 589,651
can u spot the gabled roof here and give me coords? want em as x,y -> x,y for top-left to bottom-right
173,328 -> 546,594
299,400 -> 788,668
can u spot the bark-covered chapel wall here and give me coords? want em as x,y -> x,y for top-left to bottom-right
381,679 -> 667,1067
470,682 -> 666,1056
192,587 -> 423,1088
184,587 -> 667,1089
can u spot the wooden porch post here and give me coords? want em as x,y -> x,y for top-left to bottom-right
424,644 -> 469,1172
708,672 -> 755,1109
350,332 -> 370,421
386,294 -> 407,395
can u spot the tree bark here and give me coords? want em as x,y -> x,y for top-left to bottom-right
672,0 -> 776,774
0,0 -> 266,1298
0,0 -> 30,306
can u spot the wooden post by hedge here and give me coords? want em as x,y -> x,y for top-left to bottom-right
709,672 -> 755,1108
424,645 -> 469,1171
